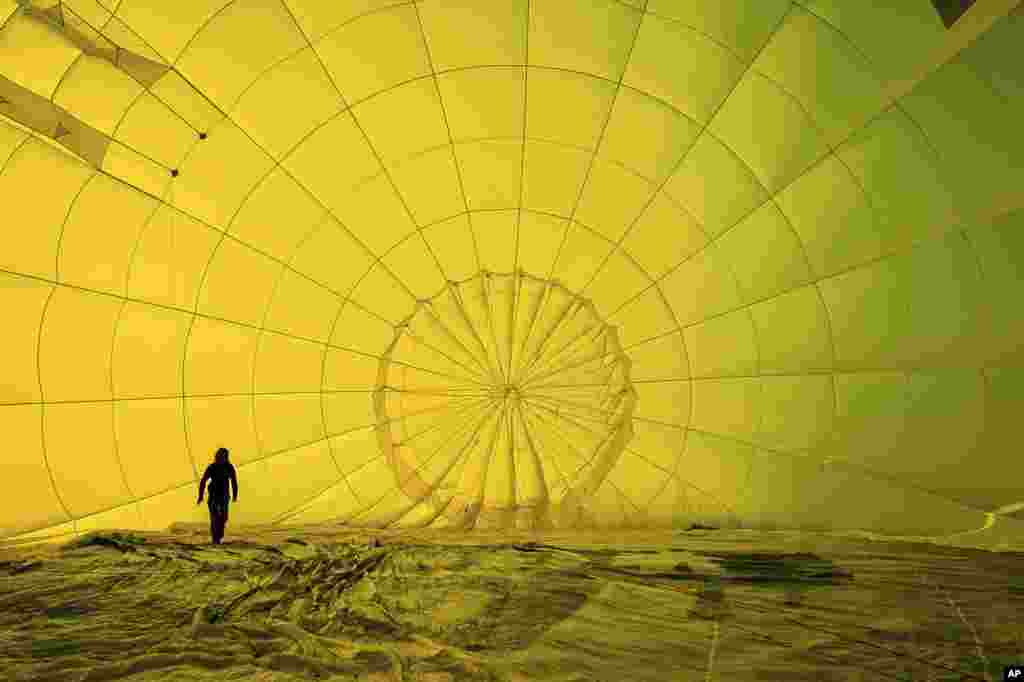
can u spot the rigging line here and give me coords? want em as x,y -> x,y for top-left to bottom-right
576,5 -> 795,302
516,290 -> 587,382
518,307 -> 609,387
446,282 -> 504,383
416,298 -> 497,382
363,393 -> 503,508
408,0 -> 487,282
508,0 -> 532,383
513,2 -> 649,384
384,395 -> 493,448
517,402 -> 574,495
520,326 -> 615,389
479,272 -> 510,384
394,325 -> 493,388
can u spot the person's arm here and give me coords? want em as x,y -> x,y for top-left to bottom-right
229,464 -> 238,502
197,466 -> 210,503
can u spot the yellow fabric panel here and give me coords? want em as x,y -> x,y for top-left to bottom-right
127,203 -> 221,309
690,378 -> 761,442
198,237 -> 282,326
0,117 -> 30,158
254,394 -> 325,455
381,232 -> 447,300
232,47 -> 342,164
184,316 -> 259,395
419,0 -> 527,71
229,166 -> 326,257
658,245 -> 740,326
0,273 -> 51,404
600,86 -> 702,183
355,79 -> 449,165
684,310 -> 757,378
530,0 -> 640,81
100,138 -> 174,198
291,220 -> 375,295
605,450 -> 672,510
0,12 -> 80,98
709,73 -> 829,194
508,212 -> 563,279
389,147 -> 465,227
585,248 -> 651,319
624,332 -> 689,382
186,396 -> 259,467
798,0 -> 948,85
0,140 -> 93,279
175,0 -> 306,110
576,160 -> 657,242
349,262 -> 416,324
75,502 -> 143,535
469,210 -> 517,274
608,285 -> 677,348
1,403 -> 69,536
902,59 -> 1024,219
748,285 -> 833,374
676,431 -> 752,514
628,420 -> 685,474
715,201 -> 812,304
328,305 -> 394,354
323,394 -> 378,437
665,132 -> 767,237
283,0 -> 404,43
174,121 -> 274,229
38,287 -> 121,402
520,141 -> 590,216
647,0 -> 791,63
439,67 -> 524,141
253,333 -> 325,393
753,7 -> 886,142
264,267 -> 341,341
837,108 -> 957,248
315,4 -> 428,104
336,174 -> 418,254
58,173 -> 156,293
525,70 -> 616,150
775,154 -> 883,279
455,140 -> 522,211
262,440 -> 338,512
755,375 -> 835,452
622,190 -> 708,280
3,1 -> 1023,546
968,209 -> 1024,366
112,303 -> 191,398
625,13 -> 746,124
631,380 -> 690,426
54,57 -> 144,137
113,91 -> 198,170
113,398 -> 192,497
44,402 -> 130,516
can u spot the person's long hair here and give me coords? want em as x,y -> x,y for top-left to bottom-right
214,447 -> 229,464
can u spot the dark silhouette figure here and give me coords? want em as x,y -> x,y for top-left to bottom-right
196,447 -> 238,544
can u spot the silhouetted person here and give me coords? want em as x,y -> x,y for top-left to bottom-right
196,447 -> 238,544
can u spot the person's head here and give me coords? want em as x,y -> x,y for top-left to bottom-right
215,447 -> 229,464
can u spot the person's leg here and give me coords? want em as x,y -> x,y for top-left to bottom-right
207,499 -> 222,544
215,498 -> 230,543
221,501 -> 229,541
